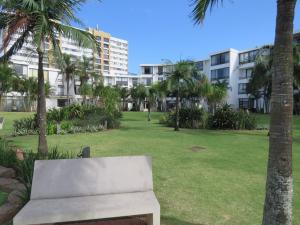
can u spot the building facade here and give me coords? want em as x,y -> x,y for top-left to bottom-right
0,27 -> 135,110
138,31 -> 300,111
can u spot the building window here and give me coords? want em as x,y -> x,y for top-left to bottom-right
29,69 -> 49,82
239,50 -> 259,64
196,61 -> 204,71
104,43 -> 109,48
239,98 -> 249,109
132,78 -> 138,86
143,67 -> 153,74
96,36 -> 101,42
238,83 -> 247,94
104,66 -> 109,71
157,66 -> 163,75
239,69 -> 253,79
57,85 -> 64,95
104,38 -> 109,43
75,85 -> 80,95
13,64 -> 27,77
105,77 -> 113,86
116,77 -> 128,86
57,99 -> 67,107
211,67 -> 229,81
144,78 -> 152,86
211,52 -> 229,66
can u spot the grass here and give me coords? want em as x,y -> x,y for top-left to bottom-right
0,111 -> 299,225
0,191 -> 8,205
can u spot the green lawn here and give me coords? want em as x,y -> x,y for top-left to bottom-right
0,111 -> 299,225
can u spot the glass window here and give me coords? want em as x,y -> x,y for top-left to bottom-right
104,38 -> 109,43
116,77 -> 128,86
13,64 -> 27,77
238,83 -> 247,94
211,52 -> 229,66
157,66 -> 163,75
239,50 -> 259,64
132,78 -> 138,86
143,67 -> 152,74
196,61 -> 204,71
239,69 -> 253,79
57,85 -> 64,95
211,67 -> 229,81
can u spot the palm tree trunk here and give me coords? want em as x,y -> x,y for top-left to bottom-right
262,1 -> 296,224
37,49 -> 48,156
148,103 -> 151,121
66,73 -> 70,105
175,89 -> 180,131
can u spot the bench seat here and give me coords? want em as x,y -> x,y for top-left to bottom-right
14,191 -> 160,225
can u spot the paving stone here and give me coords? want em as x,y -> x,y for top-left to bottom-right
0,202 -> 19,224
0,166 -> 16,179
8,190 -> 24,206
0,178 -> 25,193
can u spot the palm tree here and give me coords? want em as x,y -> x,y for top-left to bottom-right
167,60 -> 197,131
192,0 -> 297,224
61,54 -> 76,105
146,85 -> 158,121
0,63 -> 15,110
206,81 -> 227,114
119,87 -> 129,111
77,56 -> 95,104
0,0 -> 98,156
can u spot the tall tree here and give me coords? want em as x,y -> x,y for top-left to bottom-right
191,0 -> 297,224
0,63 -> 15,110
0,0 -> 98,155
166,60 -> 197,131
146,85 -> 158,121
76,56 -> 95,104
61,54 -> 76,105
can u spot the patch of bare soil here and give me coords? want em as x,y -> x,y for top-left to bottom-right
190,146 -> 207,152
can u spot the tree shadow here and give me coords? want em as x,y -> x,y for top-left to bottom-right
162,216 -> 206,225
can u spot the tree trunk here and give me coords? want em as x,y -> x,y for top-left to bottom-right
175,88 -> 180,131
262,1 -> 296,224
148,103 -> 151,121
37,49 -> 48,156
66,73 -> 70,105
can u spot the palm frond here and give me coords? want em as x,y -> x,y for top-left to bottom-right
191,0 -> 223,24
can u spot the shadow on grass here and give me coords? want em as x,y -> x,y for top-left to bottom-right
162,216 -> 205,225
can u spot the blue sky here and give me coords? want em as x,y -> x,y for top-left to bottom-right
78,0 -> 300,73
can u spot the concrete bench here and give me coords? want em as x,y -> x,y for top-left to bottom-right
13,156 -> 160,225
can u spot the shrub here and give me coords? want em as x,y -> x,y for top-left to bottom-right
159,108 -> 207,129
0,138 -> 18,168
207,104 -> 257,130
13,104 -> 122,136
13,116 -> 37,136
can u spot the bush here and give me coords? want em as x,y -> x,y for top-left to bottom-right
207,104 -> 257,130
159,108 -> 207,129
0,138 -> 18,168
13,104 -> 122,136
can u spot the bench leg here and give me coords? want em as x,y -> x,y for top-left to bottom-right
146,212 -> 160,225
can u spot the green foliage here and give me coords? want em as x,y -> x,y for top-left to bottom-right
159,108 -> 207,129
13,116 -> 38,136
13,104 -> 122,136
207,104 -> 257,130
0,138 -> 18,168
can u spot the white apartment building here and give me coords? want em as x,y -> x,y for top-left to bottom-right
138,31 -> 300,111
0,27 -> 136,110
